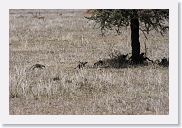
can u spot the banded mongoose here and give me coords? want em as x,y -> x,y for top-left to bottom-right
75,61 -> 88,69
30,64 -> 45,70
94,60 -> 104,67
159,57 -> 169,67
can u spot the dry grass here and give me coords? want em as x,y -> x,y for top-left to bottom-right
9,9 -> 169,115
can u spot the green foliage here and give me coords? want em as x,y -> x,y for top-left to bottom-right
86,9 -> 169,35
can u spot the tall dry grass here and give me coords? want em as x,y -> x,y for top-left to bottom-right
9,9 -> 168,115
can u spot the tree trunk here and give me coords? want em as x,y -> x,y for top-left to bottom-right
130,17 -> 140,64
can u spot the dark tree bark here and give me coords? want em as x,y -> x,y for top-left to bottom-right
130,17 -> 140,64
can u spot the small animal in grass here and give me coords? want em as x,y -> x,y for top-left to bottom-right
53,76 -> 60,81
93,60 -> 104,67
30,64 -> 45,70
139,53 -> 154,63
75,61 -> 88,69
159,57 -> 169,67
121,54 -> 128,60
154,57 -> 168,67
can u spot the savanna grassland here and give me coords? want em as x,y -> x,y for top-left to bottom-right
9,9 -> 169,115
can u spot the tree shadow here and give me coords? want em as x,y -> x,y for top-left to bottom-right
93,53 -> 169,69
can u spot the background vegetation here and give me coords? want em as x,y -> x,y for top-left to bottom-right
9,9 -> 168,115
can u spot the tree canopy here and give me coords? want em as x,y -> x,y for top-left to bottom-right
86,9 -> 169,64
86,9 -> 169,36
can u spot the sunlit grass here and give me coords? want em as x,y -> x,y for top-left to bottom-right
9,9 -> 169,115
